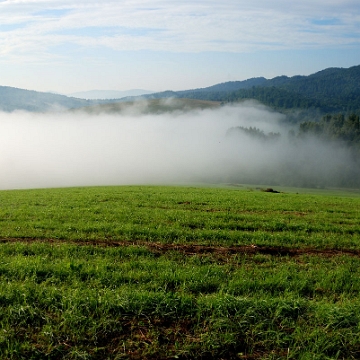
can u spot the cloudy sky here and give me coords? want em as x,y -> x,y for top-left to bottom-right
0,0 -> 359,94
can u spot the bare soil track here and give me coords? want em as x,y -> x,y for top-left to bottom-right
0,237 -> 359,258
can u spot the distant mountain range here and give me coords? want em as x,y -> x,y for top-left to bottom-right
0,65 -> 359,116
68,89 -> 153,100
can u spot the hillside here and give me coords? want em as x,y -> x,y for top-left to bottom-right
0,86 -> 219,114
0,86 -> 94,112
143,65 -> 360,118
0,65 -> 359,115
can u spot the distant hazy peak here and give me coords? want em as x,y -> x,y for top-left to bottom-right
68,89 -> 154,100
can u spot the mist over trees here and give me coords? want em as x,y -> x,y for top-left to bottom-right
299,113 -> 360,144
227,113 -> 360,188
226,126 -> 281,142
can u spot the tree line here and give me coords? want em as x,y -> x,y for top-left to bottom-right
226,113 -> 360,188
299,113 -> 360,145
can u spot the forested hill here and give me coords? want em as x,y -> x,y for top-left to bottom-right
182,77 -> 268,92
0,86 -> 94,112
146,65 -> 360,116
0,64 -> 359,114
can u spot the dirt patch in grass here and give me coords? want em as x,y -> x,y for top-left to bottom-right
0,237 -> 359,258
146,243 -> 360,258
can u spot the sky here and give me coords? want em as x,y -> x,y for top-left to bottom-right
0,0 -> 359,94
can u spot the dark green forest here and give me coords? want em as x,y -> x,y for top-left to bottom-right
146,65 -> 360,121
212,65 -> 359,114
299,113 -> 360,145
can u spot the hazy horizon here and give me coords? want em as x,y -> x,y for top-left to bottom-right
67,89 -> 155,100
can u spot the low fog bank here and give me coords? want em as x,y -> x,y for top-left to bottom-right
0,102 -> 358,190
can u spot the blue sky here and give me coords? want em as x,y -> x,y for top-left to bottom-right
0,0 -> 359,94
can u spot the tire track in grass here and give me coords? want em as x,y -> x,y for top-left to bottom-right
0,237 -> 359,258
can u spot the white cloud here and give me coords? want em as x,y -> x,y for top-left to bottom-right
0,0 -> 358,93
0,0 -> 359,61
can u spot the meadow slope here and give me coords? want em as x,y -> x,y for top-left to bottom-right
0,185 -> 360,359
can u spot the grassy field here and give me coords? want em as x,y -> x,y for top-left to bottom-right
0,185 -> 360,359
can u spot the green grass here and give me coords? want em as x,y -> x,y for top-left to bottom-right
0,185 -> 360,359
0,185 -> 359,249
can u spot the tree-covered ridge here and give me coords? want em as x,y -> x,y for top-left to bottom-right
226,126 -> 281,141
299,113 -> 360,145
180,77 -> 268,93
145,65 -> 360,116
178,87 -> 328,111
272,66 -> 360,113
0,64 -> 359,113
0,86 -> 146,112
277,66 -> 360,101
